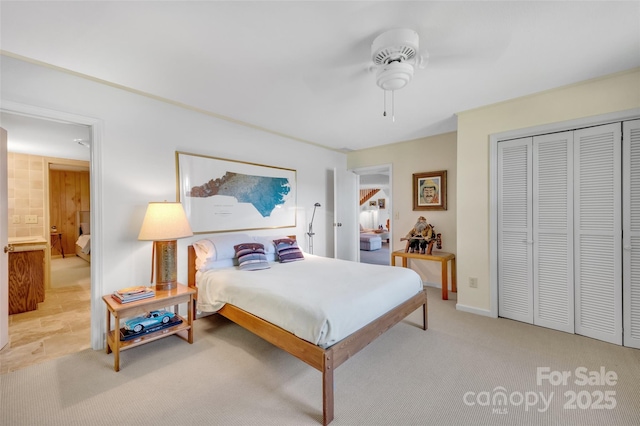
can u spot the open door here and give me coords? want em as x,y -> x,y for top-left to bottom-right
1,128 -> 8,350
333,167 -> 358,261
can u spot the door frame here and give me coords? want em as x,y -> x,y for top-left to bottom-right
0,100 -> 104,350
1,128 -> 8,350
489,108 -> 640,319
352,163 -> 393,262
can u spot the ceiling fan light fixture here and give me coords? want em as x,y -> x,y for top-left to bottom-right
375,62 -> 414,91
371,28 -> 419,66
370,28 -> 422,120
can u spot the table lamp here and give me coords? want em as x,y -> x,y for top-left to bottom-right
138,201 -> 193,291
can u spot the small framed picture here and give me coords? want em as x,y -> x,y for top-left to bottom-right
369,200 -> 377,207
378,199 -> 385,209
413,170 -> 447,211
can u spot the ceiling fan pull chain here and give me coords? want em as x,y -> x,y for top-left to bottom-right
383,90 -> 387,117
392,90 -> 395,122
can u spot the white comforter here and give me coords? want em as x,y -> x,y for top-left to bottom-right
196,254 -> 423,348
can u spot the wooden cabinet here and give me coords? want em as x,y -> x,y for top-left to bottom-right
8,246 -> 45,314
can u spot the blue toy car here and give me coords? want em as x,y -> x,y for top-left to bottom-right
123,310 -> 176,333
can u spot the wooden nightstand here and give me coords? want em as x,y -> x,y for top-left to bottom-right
102,283 -> 196,371
391,250 -> 457,300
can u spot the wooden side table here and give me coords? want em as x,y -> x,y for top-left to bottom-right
391,250 -> 457,300
102,283 -> 196,371
50,232 -> 64,258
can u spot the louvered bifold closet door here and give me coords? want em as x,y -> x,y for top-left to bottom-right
498,138 -> 533,323
623,119 -> 640,349
533,132 -> 574,333
574,123 -> 622,345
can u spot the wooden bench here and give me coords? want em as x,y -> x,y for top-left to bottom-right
391,250 -> 457,300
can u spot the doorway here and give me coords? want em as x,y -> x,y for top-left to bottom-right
0,109 -> 96,371
353,164 -> 392,265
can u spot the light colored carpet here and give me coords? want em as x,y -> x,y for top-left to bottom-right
360,245 -> 390,265
50,256 -> 90,288
2,287 -> 639,425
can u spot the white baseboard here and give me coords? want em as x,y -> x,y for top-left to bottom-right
422,281 -> 440,289
455,303 -> 495,318
423,282 -> 494,318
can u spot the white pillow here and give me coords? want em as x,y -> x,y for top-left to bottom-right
193,239 -> 215,260
193,233 -> 295,272
193,233 -> 252,271
198,258 -> 236,271
80,222 -> 90,235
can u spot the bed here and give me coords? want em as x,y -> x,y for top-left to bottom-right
187,233 -> 427,425
75,210 -> 91,263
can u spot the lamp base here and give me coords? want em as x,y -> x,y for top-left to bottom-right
155,281 -> 177,292
155,240 -> 177,292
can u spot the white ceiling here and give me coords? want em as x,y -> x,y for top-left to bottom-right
0,112 -> 91,162
1,1 -> 639,155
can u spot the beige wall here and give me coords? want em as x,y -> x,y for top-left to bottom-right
456,67 -> 640,314
7,153 -> 45,239
348,132 -> 457,285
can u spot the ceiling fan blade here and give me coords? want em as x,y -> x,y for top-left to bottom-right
301,62 -> 371,95
300,31 -> 375,94
417,20 -> 513,70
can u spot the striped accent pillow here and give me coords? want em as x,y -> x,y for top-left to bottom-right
233,243 -> 270,271
273,238 -> 304,263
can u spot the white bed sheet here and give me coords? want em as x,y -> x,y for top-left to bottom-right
196,254 -> 423,348
76,235 -> 91,254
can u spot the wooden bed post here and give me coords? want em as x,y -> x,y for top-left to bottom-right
323,350 -> 335,426
423,303 -> 428,330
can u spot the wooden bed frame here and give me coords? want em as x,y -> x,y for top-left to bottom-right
187,244 -> 428,425
75,243 -> 90,263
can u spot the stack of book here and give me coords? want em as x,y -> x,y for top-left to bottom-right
112,286 -> 155,304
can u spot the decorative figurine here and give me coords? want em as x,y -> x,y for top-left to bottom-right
402,216 -> 442,255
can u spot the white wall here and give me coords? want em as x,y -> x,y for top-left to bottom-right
1,55 -> 346,348
348,132 -> 457,285
456,68 -> 640,315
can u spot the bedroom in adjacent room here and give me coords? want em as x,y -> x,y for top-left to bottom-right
1,111 -> 92,373
48,163 -> 91,284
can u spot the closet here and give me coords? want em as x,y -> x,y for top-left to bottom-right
497,119 -> 639,348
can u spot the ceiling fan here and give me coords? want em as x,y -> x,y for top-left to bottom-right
371,28 -> 426,91
369,28 -> 427,121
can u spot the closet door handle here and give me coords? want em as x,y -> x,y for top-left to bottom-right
3,245 -> 14,254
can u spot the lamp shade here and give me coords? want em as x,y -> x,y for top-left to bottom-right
138,202 -> 193,241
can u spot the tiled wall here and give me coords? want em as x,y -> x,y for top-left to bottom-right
7,153 -> 45,238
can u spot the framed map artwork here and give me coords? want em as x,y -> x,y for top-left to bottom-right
176,151 -> 297,234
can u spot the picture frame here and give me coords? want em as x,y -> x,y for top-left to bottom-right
369,200 -> 377,207
413,170 -> 447,211
378,199 -> 386,209
176,151 -> 297,234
